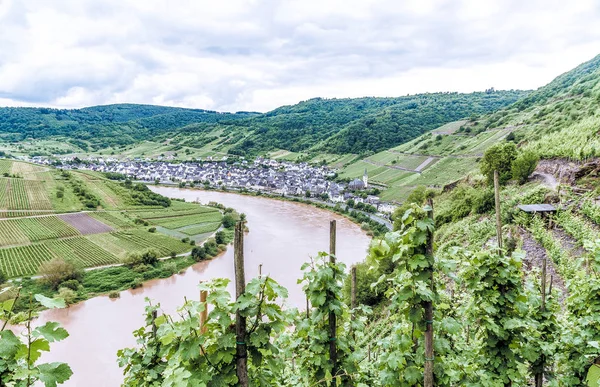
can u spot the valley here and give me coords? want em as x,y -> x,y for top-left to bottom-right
2,53 -> 600,386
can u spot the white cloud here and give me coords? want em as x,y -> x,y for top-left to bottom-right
0,0 -> 599,111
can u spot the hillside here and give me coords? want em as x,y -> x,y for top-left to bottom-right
0,91 -> 527,158
0,104 -> 256,150
340,53 -> 600,202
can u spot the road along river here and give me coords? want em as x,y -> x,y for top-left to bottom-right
30,187 -> 371,386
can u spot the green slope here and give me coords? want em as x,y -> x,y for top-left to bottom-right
341,53 -> 600,202
0,91 -> 527,158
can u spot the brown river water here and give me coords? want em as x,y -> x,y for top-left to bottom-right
26,187 -> 371,386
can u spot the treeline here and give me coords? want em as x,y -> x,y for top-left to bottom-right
224,91 -> 529,156
0,92 -> 527,156
0,104 -> 254,149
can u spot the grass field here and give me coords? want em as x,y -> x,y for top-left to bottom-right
0,159 -> 12,175
149,212 -> 223,229
179,222 -> 221,236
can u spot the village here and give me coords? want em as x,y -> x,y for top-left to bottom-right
30,156 -> 398,215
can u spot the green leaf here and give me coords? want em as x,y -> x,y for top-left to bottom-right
34,322 -> 69,343
1,298 -> 15,312
35,294 -> 66,309
0,330 -> 23,358
37,362 -> 73,387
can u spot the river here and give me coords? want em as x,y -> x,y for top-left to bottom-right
30,187 -> 371,386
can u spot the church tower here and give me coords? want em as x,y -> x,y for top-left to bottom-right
363,168 -> 368,189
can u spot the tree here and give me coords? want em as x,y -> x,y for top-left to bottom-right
38,259 -> 82,289
0,270 -> 6,285
215,231 -> 226,245
512,150 -> 539,184
222,214 -> 236,229
480,142 -> 517,185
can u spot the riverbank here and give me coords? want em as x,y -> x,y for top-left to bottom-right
150,182 -> 392,236
1,228 -> 235,315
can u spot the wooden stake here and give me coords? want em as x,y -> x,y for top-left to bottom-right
329,220 -> 338,377
151,310 -> 158,338
424,198 -> 435,387
494,170 -> 503,253
200,286 -> 208,335
351,266 -> 357,310
535,256 -> 547,387
306,296 -> 310,319
234,221 -> 248,386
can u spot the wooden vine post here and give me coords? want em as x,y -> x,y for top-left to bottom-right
494,170 -> 503,253
535,257 -> 547,387
199,284 -> 208,335
424,198 -> 435,387
351,266 -> 357,310
329,220 -> 338,377
351,265 -> 357,341
234,221 -> 249,386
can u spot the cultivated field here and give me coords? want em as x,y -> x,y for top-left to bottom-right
59,213 -> 114,234
0,162 -> 224,278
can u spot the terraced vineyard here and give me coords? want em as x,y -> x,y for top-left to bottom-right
0,243 -> 56,277
24,180 -> 52,209
4,179 -> 29,210
89,211 -> 134,229
45,237 -> 119,268
150,212 -> 223,229
0,159 -> 12,175
111,230 -> 191,256
0,160 -> 223,278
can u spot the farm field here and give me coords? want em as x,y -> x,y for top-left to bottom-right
0,159 -> 12,175
59,213 -> 114,234
0,161 -> 224,278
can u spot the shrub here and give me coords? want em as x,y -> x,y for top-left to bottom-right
60,279 -> 81,291
512,150 -> 540,184
121,253 -> 143,267
148,227 -> 156,233
480,142 -> 517,185
57,287 -> 77,306
164,262 -> 177,275
131,278 -> 143,289
222,214 -> 236,229
181,237 -> 190,244
170,251 -> 177,259
0,270 -> 6,285
215,231 -> 226,245
133,264 -> 152,273
38,259 -> 82,289
189,240 -> 195,246
191,246 -> 207,262
109,291 -> 120,299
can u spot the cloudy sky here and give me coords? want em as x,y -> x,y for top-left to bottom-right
0,0 -> 599,112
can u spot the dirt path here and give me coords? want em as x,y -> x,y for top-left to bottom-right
415,157 -> 436,172
519,228 -> 567,303
363,158 -> 420,173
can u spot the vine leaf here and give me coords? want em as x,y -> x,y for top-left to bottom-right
37,362 -> 74,387
35,295 -> 66,309
34,322 -> 69,343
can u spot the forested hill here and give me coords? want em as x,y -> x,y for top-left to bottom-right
219,90 -> 529,155
0,91 -> 527,156
0,104 -> 257,150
